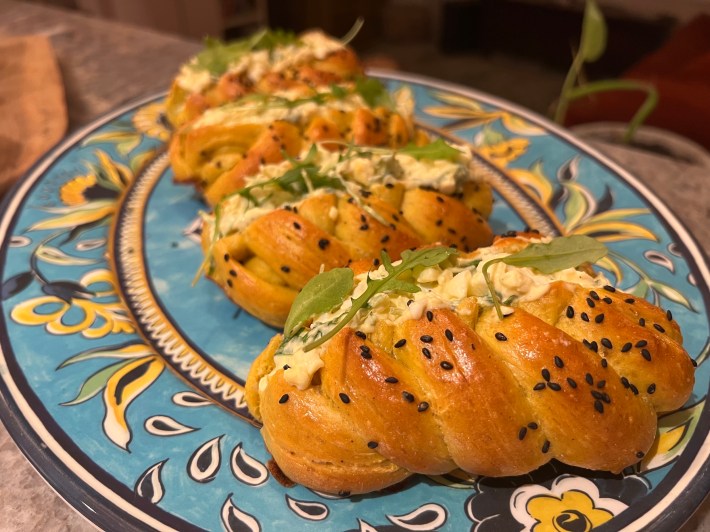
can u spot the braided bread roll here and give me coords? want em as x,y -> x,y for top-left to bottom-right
203,146 -> 494,327
169,88 -> 420,206
245,234 -> 695,495
165,30 -> 363,127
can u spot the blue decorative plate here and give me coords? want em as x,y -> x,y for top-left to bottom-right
1,72 -> 708,531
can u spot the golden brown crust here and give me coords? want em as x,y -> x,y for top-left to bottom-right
206,186 -> 494,327
245,237 -> 695,494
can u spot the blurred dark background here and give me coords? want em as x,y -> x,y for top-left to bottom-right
25,0 -> 710,148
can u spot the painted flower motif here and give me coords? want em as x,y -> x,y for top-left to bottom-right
511,476 -> 627,531
465,463 -> 650,532
11,268 -> 135,338
477,137 -> 530,168
31,150 -> 132,233
132,102 -> 171,141
424,91 -> 546,136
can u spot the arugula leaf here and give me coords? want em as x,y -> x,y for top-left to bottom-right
193,29 -> 299,77
284,268 -> 354,338
300,246 -> 458,351
482,235 -> 608,319
399,139 -> 463,162
354,77 -> 394,108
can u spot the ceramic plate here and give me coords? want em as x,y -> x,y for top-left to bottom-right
1,71 -> 708,532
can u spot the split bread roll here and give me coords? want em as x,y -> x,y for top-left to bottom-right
169,86 -> 420,206
166,30 -> 363,127
245,233 -> 695,495
202,143 -> 494,327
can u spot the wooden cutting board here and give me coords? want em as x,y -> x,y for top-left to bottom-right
0,35 -> 67,197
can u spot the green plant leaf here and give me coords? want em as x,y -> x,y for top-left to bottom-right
284,268 -> 354,338
354,76 -> 394,108
300,246 -> 458,351
579,0 -> 607,63
398,138 -> 462,162
482,235 -> 608,318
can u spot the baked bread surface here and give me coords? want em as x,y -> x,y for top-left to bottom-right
245,235 -> 695,494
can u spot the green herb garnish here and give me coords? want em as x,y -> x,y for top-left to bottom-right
236,144 -> 345,206
286,246 -> 458,351
354,76 -> 394,108
481,235 -> 608,319
284,268 -> 354,337
194,29 -> 299,76
398,138 -> 462,162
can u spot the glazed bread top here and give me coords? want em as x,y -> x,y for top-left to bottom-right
245,235 -> 695,494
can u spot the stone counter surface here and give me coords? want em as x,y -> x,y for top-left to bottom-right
0,1 -> 708,530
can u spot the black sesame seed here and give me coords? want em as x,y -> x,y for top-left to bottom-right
548,382 -> 562,391
518,427 -> 528,440
436,196 -> 444,203
601,358 -> 608,368
666,309 -> 673,321
422,347 -> 431,359
590,291 -> 600,301
281,265 -> 291,273
601,338 -> 612,349
495,332 -> 508,341
360,346 -> 372,360
418,402 -> 430,412
542,368 -> 551,382
621,377 -> 630,388
586,373 -> 594,385
440,361 -> 453,370
229,269 -> 237,277
581,312 -> 590,322
533,382 -> 546,391
542,440 -> 551,454
445,329 -> 454,342
339,393 -> 351,404
587,298 -> 596,308
567,377 -> 578,389
384,376 -> 398,384
402,391 -> 415,403
647,383 -> 656,394
394,339 -> 406,348
585,340 -> 598,353
435,219 -> 443,227
359,224 -> 369,231
639,318 -> 646,326
279,394 -> 289,404
625,298 -> 635,304
621,342 -> 633,353
283,364 -> 290,370
597,380 -> 606,389
420,335 -> 433,343
591,390 -> 604,400
425,311 -> 434,323
367,441 -> 379,449
602,297 -> 612,304
223,253 -> 230,262
293,222 -> 301,230
380,235 -> 390,243
528,422 -> 538,430
554,356 -> 564,368
594,400 -> 604,413
635,340 -> 648,348
595,314 -> 605,323
641,349 -> 652,361
604,285 -> 616,293
629,383 -> 639,395
636,451 -> 645,459
654,323 -> 666,333
355,331 -> 366,340
566,306 -> 575,318
318,238 -> 330,250
227,279 -> 233,288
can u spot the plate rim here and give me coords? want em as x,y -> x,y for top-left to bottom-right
0,72 -> 708,530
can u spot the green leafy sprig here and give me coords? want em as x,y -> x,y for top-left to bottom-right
284,246 -> 458,351
398,138 -> 463,162
481,235 -> 608,319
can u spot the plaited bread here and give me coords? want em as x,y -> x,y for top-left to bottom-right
205,177 -> 494,327
165,31 -> 363,127
245,234 -> 695,495
169,95 -> 422,206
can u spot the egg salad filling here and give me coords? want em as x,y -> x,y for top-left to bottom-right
269,238 -> 609,391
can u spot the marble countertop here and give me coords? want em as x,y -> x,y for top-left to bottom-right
0,1 -> 708,530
